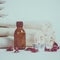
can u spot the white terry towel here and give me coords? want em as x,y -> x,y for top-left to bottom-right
0,37 -> 14,48
0,28 -> 55,48
0,28 -> 9,37
0,21 -> 55,48
0,20 -> 52,30
0,28 -> 42,47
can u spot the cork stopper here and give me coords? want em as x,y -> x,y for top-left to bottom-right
16,21 -> 23,27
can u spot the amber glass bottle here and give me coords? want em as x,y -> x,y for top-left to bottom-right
14,21 -> 26,50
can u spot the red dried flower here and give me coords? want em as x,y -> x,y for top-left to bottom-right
6,46 -> 13,51
25,47 -> 39,53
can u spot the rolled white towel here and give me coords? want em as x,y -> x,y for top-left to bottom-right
0,27 -> 55,47
8,28 -> 41,47
0,28 -> 42,47
0,20 -> 55,48
0,21 -> 52,30
0,37 -> 14,48
0,28 -> 9,37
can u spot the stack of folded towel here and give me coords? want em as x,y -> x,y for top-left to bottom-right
0,21 -> 56,49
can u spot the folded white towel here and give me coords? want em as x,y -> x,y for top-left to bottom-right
0,37 -> 14,48
0,21 -> 55,48
0,28 -> 55,48
0,28 -> 9,37
0,29 -> 42,47
0,21 -> 52,30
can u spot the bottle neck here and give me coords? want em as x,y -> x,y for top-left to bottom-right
17,26 -> 23,29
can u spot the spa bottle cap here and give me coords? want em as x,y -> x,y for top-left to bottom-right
16,21 -> 23,27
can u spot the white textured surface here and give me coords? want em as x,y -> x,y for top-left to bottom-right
0,49 -> 60,60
